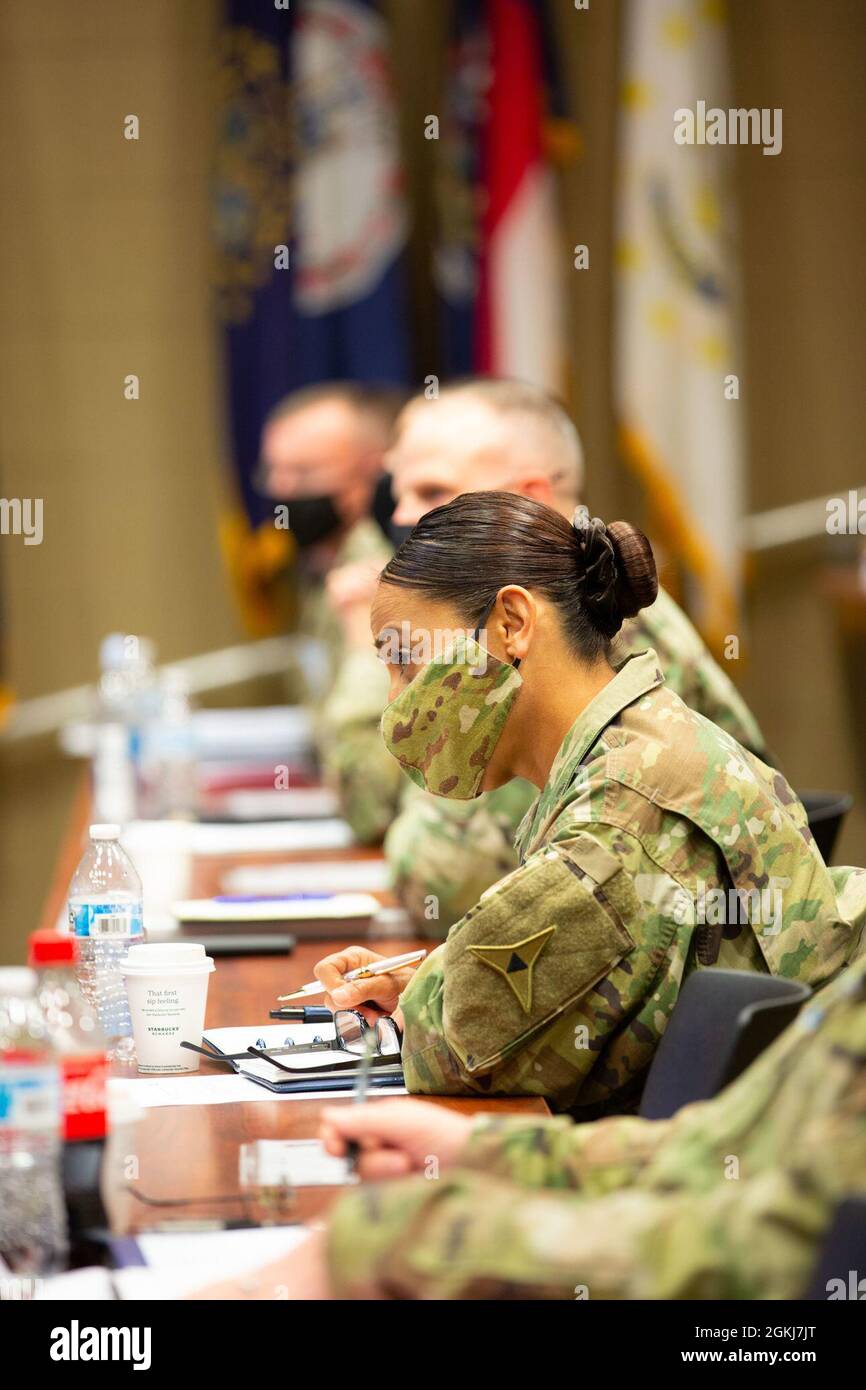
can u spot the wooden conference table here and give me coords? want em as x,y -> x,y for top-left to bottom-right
40,783 -> 548,1237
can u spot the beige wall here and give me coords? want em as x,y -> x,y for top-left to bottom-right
728,0 -> 866,870
0,0 -> 240,958
1,0 -> 864,961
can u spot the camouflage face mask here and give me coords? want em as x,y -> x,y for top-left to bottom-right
380,628 -> 523,799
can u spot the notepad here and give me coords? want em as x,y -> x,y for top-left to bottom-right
191,705 -> 315,760
216,787 -> 341,821
188,818 -> 356,855
109,1022 -> 407,1106
111,1074 -> 407,1107
224,858 -> 393,895
114,1228 -> 311,1299
122,817 -> 355,858
172,892 -> 380,925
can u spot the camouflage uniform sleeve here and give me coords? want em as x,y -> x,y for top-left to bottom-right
398,833 -> 665,1108
328,956 -> 866,1297
325,1166 -> 837,1300
457,1111 -> 665,1195
383,779 -> 536,938
830,866 -> 866,964
317,647 -> 404,845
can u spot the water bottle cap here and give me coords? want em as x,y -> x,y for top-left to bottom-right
28,929 -> 76,967
89,823 -> 121,840
0,966 -> 37,996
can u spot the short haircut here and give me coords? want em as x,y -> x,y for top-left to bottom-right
265,381 -> 409,448
400,377 -> 585,498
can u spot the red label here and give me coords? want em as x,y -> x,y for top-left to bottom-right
61,1054 -> 108,1142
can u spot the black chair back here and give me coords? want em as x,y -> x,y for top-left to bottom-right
803,1197 -> 866,1300
798,790 -> 854,863
639,969 -> 810,1121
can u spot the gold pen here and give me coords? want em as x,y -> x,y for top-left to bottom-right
277,948 -> 427,1002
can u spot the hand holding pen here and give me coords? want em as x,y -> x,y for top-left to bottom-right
284,946 -> 427,1015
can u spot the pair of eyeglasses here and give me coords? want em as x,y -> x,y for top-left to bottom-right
277,1010 -> 401,1059
181,1011 -> 402,1072
246,1011 -> 401,1075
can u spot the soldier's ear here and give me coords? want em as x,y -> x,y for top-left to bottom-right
495,586 -> 536,663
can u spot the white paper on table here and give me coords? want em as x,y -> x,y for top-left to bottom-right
219,787 -> 341,821
111,1076 -> 406,1106
204,1021 -> 331,1048
34,1267 -> 117,1301
172,891 -> 380,924
110,1074 -> 271,1107
191,705 -> 315,759
110,1023 -> 406,1105
110,1067 -> 407,1107
114,1227 -> 310,1299
225,858 -> 392,895
189,818 -> 356,856
124,817 -> 356,857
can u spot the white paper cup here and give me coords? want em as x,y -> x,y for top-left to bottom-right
121,942 -> 215,1074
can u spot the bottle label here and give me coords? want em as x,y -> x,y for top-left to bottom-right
61,1054 -> 108,1142
69,902 -> 144,938
0,1063 -> 62,1135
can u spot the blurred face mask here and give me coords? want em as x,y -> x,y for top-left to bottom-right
380,613 -> 523,799
285,495 -> 340,548
387,520 -> 416,549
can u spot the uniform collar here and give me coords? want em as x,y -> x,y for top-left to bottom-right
548,648 -> 665,790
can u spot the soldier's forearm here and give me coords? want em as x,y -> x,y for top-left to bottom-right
458,1111 -> 664,1195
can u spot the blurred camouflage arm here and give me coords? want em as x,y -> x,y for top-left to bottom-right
458,1111 -> 666,1195
619,589 -> 767,757
830,866 -> 866,964
317,647 -> 404,844
326,1165 -> 831,1299
384,780 -> 535,936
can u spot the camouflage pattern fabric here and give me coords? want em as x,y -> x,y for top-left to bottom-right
327,949 -> 866,1299
384,778 -> 537,934
617,588 -> 766,756
385,588 -> 767,933
397,650 -> 863,1116
379,632 -> 523,798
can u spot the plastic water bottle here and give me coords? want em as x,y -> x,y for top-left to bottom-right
68,825 -> 145,1064
141,668 -> 197,819
0,967 -> 67,1283
92,633 -> 158,823
29,930 -> 107,1141
28,931 -> 109,1267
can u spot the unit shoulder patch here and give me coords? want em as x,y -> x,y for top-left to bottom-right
467,926 -> 557,1012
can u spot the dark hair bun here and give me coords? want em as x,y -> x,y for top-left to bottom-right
574,515 -> 657,637
607,520 -> 659,621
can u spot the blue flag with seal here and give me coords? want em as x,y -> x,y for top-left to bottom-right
213,0 -> 410,631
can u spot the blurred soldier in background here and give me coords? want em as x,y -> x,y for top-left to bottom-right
326,378 -> 768,931
259,383 -> 406,839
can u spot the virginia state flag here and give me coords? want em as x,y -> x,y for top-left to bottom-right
615,0 -> 743,651
213,0 -> 410,630
434,0 -> 571,392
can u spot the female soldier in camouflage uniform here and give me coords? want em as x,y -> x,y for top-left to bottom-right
315,493 -> 859,1118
